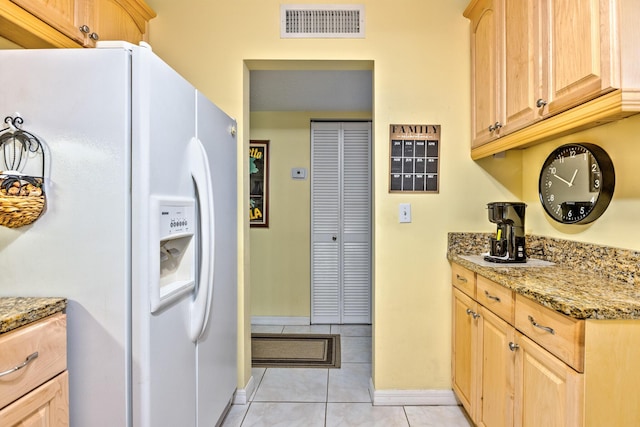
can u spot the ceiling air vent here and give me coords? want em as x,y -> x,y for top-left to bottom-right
281,4 -> 365,39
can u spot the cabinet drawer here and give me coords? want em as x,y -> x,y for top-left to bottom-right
477,275 -> 514,324
515,295 -> 584,372
452,263 -> 475,298
0,313 -> 66,409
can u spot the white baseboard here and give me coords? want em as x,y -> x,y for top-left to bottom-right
251,316 -> 310,326
233,375 -> 257,405
368,378 -> 458,406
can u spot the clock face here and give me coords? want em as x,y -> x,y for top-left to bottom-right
538,143 -> 615,224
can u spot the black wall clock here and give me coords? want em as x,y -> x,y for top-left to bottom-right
538,143 -> 615,224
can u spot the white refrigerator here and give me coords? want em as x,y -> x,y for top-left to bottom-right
0,42 -> 237,427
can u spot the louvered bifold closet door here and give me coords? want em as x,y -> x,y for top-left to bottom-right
311,123 -> 341,323
341,122 -> 371,323
311,121 -> 371,324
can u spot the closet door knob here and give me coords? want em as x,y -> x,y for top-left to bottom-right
332,236 -> 337,241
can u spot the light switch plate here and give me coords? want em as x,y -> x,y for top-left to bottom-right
399,203 -> 411,223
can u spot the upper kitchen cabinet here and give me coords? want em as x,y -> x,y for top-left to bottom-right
88,0 -> 154,47
465,0 -> 543,149
465,0 -> 640,159
545,0 -> 614,114
464,0 -> 546,148
0,0 -> 155,48
6,0 -> 85,45
465,0 -> 502,148
503,0 -> 544,134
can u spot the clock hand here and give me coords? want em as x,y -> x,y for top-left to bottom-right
568,169 -> 578,186
553,174 -> 573,186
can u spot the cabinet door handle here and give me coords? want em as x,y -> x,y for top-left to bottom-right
79,25 -> 90,34
508,342 -> 519,352
528,315 -> 555,335
0,351 -> 39,378
466,308 -> 480,319
536,98 -> 548,108
89,32 -> 100,41
456,274 -> 467,283
484,290 -> 501,302
489,122 -> 502,132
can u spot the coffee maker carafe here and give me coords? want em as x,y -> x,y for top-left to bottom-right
485,202 -> 526,263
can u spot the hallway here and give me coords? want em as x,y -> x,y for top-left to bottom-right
221,324 -> 472,426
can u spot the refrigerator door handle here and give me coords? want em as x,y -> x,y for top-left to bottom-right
188,136 -> 216,342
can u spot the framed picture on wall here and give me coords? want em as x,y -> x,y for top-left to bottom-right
250,140 -> 269,227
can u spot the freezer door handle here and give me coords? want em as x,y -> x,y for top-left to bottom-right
188,137 -> 216,342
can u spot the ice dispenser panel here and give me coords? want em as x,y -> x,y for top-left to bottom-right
150,197 -> 196,313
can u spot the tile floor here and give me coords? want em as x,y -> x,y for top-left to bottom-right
220,324 -> 473,427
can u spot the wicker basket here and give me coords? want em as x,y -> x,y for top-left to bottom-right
0,116 -> 47,228
0,191 -> 45,228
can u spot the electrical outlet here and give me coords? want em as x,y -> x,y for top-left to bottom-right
399,203 -> 411,223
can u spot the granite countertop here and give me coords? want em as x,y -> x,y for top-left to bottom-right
448,253 -> 640,320
448,232 -> 640,320
0,297 -> 67,334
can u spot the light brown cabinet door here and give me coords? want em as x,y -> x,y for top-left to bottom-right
0,371 -> 69,426
468,0 -> 502,148
545,0 -> 615,115
10,0 -> 85,43
514,333 -> 584,427
452,288 -> 478,420
89,0 -> 145,46
502,0 -> 545,133
477,306 -> 515,427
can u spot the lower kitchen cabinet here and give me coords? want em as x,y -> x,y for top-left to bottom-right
514,333 -> 583,427
453,284 -> 517,427
0,313 -> 68,426
0,371 -> 69,426
477,305 -> 515,427
451,262 -> 640,427
452,287 -> 477,417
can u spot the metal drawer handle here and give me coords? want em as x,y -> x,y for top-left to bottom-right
0,352 -> 39,378
508,342 -> 519,351
528,315 -> 555,335
456,274 -> 468,283
484,290 -> 501,302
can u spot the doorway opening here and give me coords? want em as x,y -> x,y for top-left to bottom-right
247,60 -> 373,327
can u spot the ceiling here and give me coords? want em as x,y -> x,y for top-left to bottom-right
250,70 -> 372,112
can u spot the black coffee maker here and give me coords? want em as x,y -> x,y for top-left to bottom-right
484,202 -> 526,263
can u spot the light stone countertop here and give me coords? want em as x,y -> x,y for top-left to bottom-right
0,297 -> 67,334
448,252 -> 640,320
448,232 -> 640,320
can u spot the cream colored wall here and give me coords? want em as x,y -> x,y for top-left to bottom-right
250,111 -> 371,317
520,114 -> 640,251
144,0 -> 521,392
